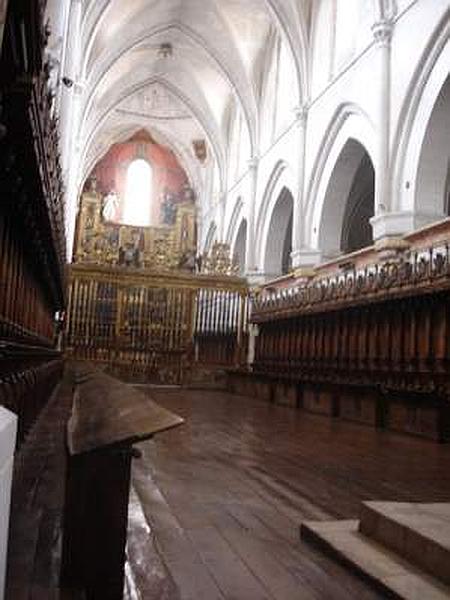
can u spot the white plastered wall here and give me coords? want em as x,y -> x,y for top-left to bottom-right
224,1 -> 450,274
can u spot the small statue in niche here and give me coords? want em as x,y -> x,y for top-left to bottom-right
105,226 -> 120,250
182,184 -> 195,204
195,254 -> 203,273
84,203 -> 96,230
80,230 -> 95,258
102,190 -> 120,222
179,249 -> 196,272
84,176 -> 97,194
119,243 -> 140,267
118,227 -> 143,267
130,228 -> 144,250
160,188 -> 177,225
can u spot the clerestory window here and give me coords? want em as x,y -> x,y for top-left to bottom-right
123,158 -> 152,226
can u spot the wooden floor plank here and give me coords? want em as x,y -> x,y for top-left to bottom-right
131,387 -> 450,599
186,524 -> 274,600
8,382 -> 450,599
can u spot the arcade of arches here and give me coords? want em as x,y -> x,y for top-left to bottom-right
1,1 -> 450,599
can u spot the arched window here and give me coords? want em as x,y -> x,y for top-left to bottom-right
123,159 -> 152,226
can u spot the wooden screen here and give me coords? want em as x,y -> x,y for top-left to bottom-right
66,265 -> 248,384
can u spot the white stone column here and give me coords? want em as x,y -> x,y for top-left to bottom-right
218,191 -> 227,242
0,408 -> 17,600
290,107 -> 321,273
247,323 -> 259,367
245,157 -> 259,276
65,82 -> 83,260
290,107 -> 307,267
370,19 -> 394,240
53,0 -> 72,115
59,0 -> 82,173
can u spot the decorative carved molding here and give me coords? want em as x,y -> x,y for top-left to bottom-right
201,242 -> 239,276
372,19 -> 394,46
253,241 -> 450,320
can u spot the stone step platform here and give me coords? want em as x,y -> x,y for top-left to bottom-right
360,502 -> 450,587
300,503 -> 450,600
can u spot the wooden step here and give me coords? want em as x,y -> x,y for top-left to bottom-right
300,519 -> 450,600
360,502 -> 450,586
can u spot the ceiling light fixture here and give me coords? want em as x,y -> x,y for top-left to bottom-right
157,43 -> 173,58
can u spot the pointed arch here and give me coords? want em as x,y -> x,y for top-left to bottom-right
225,197 -> 244,245
391,11 -> 450,218
231,219 -> 247,275
204,222 -> 218,253
256,160 -> 296,265
263,187 -> 294,278
305,104 -> 377,251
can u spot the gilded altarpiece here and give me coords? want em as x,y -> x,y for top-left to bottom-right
74,190 -> 197,271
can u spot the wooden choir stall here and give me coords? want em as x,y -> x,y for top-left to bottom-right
229,223 -> 450,442
0,0 -> 66,446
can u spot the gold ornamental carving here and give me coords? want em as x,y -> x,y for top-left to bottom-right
74,191 -> 197,273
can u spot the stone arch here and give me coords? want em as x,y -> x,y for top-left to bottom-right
231,219 -> 247,275
318,140 -> 375,258
415,76 -> 450,218
204,222 -> 218,253
225,197 -> 244,245
256,160 -> 296,265
305,106 -> 377,254
263,187 -> 294,278
340,152 -> 375,253
392,14 -> 450,221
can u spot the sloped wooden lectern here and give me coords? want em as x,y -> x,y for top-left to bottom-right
60,367 -> 183,599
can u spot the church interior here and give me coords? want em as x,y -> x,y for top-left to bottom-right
1,0 -> 450,598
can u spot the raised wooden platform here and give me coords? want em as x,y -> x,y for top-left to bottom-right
301,502 -> 450,599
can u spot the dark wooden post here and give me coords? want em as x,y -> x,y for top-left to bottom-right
60,365 -> 184,599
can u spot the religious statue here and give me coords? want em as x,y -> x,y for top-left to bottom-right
102,190 -> 120,222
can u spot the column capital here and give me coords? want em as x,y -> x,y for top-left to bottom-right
370,210 -> 445,240
372,19 -> 393,46
73,81 -> 85,95
291,247 -> 321,270
247,157 -> 259,171
293,104 -> 308,123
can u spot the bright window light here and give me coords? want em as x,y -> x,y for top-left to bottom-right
123,159 -> 152,226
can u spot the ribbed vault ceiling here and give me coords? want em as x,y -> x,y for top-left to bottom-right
77,0 -> 313,189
